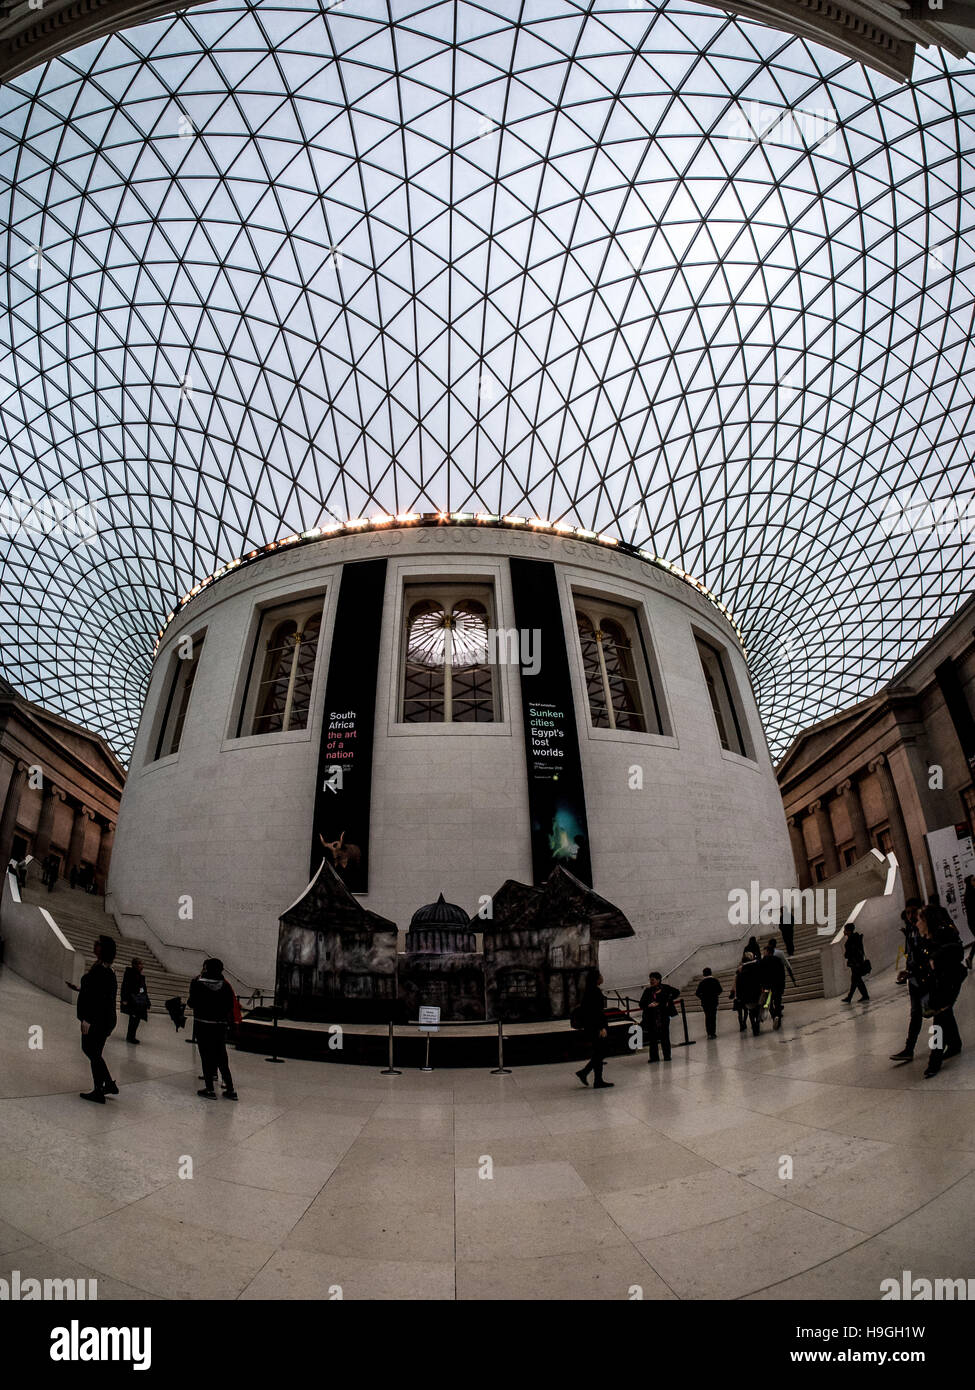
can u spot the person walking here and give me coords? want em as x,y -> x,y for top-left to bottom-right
963,874 -> 975,970
733,952 -> 764,1034
695,967 -> 723,1039
77,934 -> 119,1103
917,905 -> 966,1079
841,922 -> 870,1002
890,898 -> 925,1062
575,969 -> 613,1088
639,971 -> 680,1062
760,942 -> 787,1029
779,906 -> 795,957
120,958 -> 151,1044
189,958 -> 238,1100
742,935 -> 761,964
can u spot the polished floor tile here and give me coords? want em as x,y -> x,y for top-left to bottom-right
0,962 -> 971,1299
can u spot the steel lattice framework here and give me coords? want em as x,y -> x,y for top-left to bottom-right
2,0 -> 975,764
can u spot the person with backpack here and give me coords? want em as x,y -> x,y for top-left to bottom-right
695,967 -> 723,1039
574,969 -> 612,1089
760,942 -> 787,1030
120,957 -> 151,1044
639,971 -> 680,1062
77,934 -> 120,1103
841,922 -> 870,1002
188,958 -> 238,1100
732,952 -> 763,1034
917,906 -> 965,1079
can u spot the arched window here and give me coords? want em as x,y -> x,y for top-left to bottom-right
241,600 -> 324,736
152,633 -> 205,761
575,600 -> 659,733
402,587 -> 497,722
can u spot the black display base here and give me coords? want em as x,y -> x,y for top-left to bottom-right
235,1009 -> 636,1068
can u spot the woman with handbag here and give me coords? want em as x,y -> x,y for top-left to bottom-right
917,906 -> 965,1079
120,957 -> 151,1044
841,923 -> 870,1002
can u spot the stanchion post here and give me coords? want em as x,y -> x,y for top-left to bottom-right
381,1019 -> 401,1075
420,1033 -> 433,1072
491,1018 -> 511,1074
266,992 -> 286,1063
674,997 -> 696,1047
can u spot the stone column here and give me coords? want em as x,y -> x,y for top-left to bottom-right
787,815 -> 811,888
95,820 -> 115,887
0,759 -> 29,868
34,783 -> 65,860
837,776 -> 870,858
66,804 -> 93,877
868,754 -> 919,899
809,797 -> 840,878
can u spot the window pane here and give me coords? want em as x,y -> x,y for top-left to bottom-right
253,620 -> 298,735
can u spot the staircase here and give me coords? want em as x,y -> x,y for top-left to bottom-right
21,869 -> 194,1011
679,915 -> 826,1013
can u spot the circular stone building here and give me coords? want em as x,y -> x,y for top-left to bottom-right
107,517 -> 795,992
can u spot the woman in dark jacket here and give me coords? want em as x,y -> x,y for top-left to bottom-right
841,923 -> 870,1002
917,907 -> 965,1078
120,958 -> 151,1044
575,969 -> 612,1089
77,934 -> 119,1103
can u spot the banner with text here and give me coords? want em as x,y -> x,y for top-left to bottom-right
309,557 -> 387,892
509,556 -> 592,886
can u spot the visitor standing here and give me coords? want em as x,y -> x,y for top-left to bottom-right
77,934 -> 119,1103
189,958 -> 238,1100
639,971 -> 680,1062
695,968 -> 722,1039
575,969 -> 612,1088
964,874 -> 975,970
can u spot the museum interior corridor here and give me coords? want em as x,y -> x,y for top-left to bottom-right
1,960 -> 972,1302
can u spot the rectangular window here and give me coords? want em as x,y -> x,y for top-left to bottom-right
401,584 -> 498,723
153,635 -> 204,760
695,634 -> 749,757
574,596 -> 663,734
238,598 -> 324,737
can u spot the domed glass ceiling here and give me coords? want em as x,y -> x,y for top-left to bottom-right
1,0 -> 974,764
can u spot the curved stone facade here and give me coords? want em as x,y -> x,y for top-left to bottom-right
108,524 -> 795,990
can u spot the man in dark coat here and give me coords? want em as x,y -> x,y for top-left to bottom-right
917,907 -> 965,1079
732,952 -> 763,1034
77,934 -> 119,1103
189,958 -> 238,1099
575,969 -> 612,1088
639,971 -> 680,1061
760,943 -> 787,1030
695,968 -> 723,1039
841,923 -> 870,1002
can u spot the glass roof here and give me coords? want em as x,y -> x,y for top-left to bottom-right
2,0 -> 974,764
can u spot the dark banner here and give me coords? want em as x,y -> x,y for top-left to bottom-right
509,556 -> 592,886
309,557 -> 387,891
935,657 -> 975,775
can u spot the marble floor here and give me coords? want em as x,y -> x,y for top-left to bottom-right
1,962 -> 973,1301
